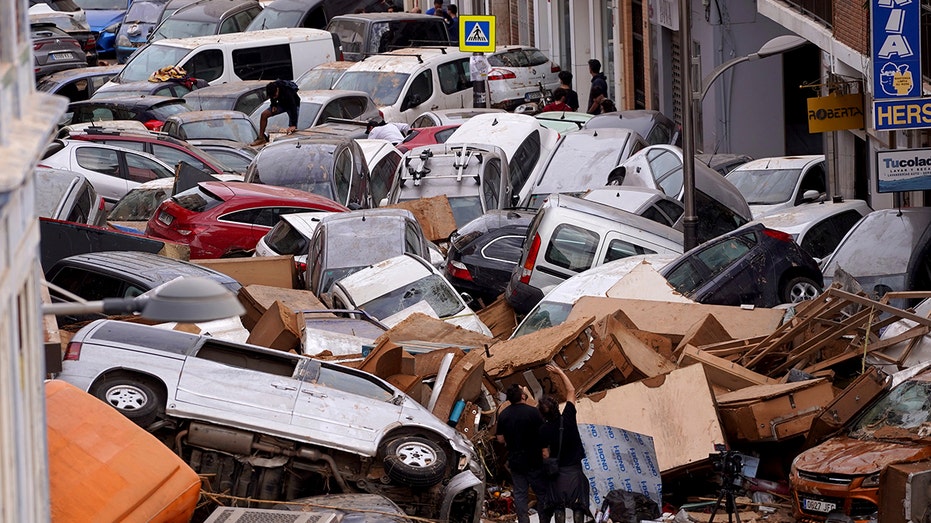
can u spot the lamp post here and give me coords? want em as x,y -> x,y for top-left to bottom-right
42,277 -> 245,322
681,32 -> 808,251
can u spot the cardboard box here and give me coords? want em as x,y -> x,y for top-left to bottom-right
245,300 -> 303,352
238,285 -> 329,330
716,379 -> 835,442
195,255 -> 297,289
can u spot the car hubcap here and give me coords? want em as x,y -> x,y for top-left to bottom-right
105,384 -> 148,411
395,441 -> 437,468
790,281 -> 819,302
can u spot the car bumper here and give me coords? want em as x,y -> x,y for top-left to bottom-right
439,469 -> 483,523
791,477 -> 878,522
504,272 -> 544,315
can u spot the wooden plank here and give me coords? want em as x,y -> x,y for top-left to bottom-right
674,314 -> 732,359
827,288 -> 931,327
610,326 -> 677,378
484,316 -> 595,378
374,312 -> 493,347
769,308 -> 876,376
476,296 -> 517,340
678,345 -> 776,390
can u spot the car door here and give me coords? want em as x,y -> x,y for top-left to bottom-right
292,360 -> 403,454
119,150 -> 174,185
436,57 -> 471,110
174,340 -> 301,427
72,145 -> 129,204
400,69 -> 435,119
688,232 -> 763,306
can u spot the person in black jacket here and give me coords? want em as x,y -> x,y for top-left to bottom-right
538,364 -> 591,523
587,59 -> 608,115
497,383 -> 548,523
251,79 -> 300,146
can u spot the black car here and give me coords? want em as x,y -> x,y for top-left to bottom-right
31,23 -> 87,78
445,210 -> 533,306
182,80 -> 269,114
63,96 -> 191,131
30,12 -> 99,65
659,223 -> 823,307
583,109 -> 681,146
148,0 -> 262,41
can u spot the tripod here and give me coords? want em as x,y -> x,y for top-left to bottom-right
707,474 -> 741,523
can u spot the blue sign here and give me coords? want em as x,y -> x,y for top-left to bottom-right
871,0 -> 921,100
876,148 -> 931,193
874,99 -> 931,130
459,16 -> 495,52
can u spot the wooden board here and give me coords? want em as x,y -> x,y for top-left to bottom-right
374,312 -> 493,347
574,364 -> 725,472
678,345 -> 776,391
674,314 -> 732,358
476,296 -> 518,339
237,284 -> 329,330
484,316 -> 595,378
195,255 -> 297,289
387,195 -> 457,242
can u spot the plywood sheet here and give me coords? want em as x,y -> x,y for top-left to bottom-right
375,312 -> 493,347
477,296 -> 517,339
388,195 -> 457,242
574,364 -> 725,472
195,255 -> 296,289
484,316 -> 595,378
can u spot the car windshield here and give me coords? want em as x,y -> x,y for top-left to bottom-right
848,377 -> 931,442
726,168 -> 802,205
535,134 -> 622,198
124,1 -> 162,22
248,145 -> 337,200
358,273 -> 464,319
179,119 -> 256,142
150,19 -> 216,40
512,301 -> 573,338
297,68 -> 345,90
247,5 -> 303,30
73,0 -> 124,9
334,71 -> 409,107
119,44 -> 191,82
109,187 -> 171,220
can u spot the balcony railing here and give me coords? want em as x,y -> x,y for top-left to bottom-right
780,0 -> 833,28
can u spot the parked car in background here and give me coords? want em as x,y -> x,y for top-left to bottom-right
145,180 -> 348,258
88,79 -> 193,98
114,0 -> 170,62
445,209 -> 534,307
34,168 -> 107,226
244,137 -> 372,209
31,23 -> 88,78
324,13 -> 451,61
697,153 -> 753,176
387,143 -> 512,227
747,199 -> 871,261
409,107 -> 506,129
72,0 -> 128,53
356,138 -> 402,205
193,141 -> 256,172
30,10 -> 98,65
396,124 -> 459,154
725,155 -> 827,218
581,186 -> 685,229
62,96 -> 191,131
486,46 -> 561,111
161,110 -> 259,144
36,65 -> 121,102
244,0 -> 390,33
660,223 -> 823,307
333,47 -> 473,124
57,318 -> 483,522
505,194 -> 684,313
295,61 -> 353,90
181,80 -> 268,113
821,207 -> 931,305
254,211 -> 337,271
518,128 -> 649,208
40,139 -> 174,205
247,90 -> 380,137
148,0 -> 261,41
304,209 -> 432,302
583,109 -> 681,146
330,253 -> 493,336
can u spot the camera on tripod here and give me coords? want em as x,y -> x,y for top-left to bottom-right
709,443 -> 743,481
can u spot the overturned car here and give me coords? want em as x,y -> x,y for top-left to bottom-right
57,319 -> 483,521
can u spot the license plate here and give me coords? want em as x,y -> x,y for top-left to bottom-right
50,52 -> 74,61
157,211 -> 174,226
802,498 -> 836,513
524,92 -> 541,101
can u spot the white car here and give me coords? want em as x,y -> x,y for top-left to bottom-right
253,211 -> 339,268
747,199 -> 872,261
356,138 -> 402,206
40,139 -> 174,207
486,46 -> 561,110
725,155 -> 826,218
330,254 -> 493,337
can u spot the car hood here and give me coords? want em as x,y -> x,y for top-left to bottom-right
85,10 -> 124,31
794,436 -> 931,475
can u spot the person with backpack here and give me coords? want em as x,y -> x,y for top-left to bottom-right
251,79 -> 301,146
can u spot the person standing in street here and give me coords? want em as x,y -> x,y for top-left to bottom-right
446,4 -> 459,44
252,79 -> 300,146
497,383 -> 548,523
538,364 -> 591,523
542,88 -> 572,113
557,70 -> 579,111
587,58 -> 608,115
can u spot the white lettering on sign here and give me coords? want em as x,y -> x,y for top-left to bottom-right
877,0 -> 915,59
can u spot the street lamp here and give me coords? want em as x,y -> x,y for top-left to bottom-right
681,32 -> 808,250
42,277 -> 245,322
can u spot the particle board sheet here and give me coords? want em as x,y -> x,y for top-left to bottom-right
484,316 -> 595,378
387,194 -> 457,242
374,312 -> 493,347
574,364 -> 725,473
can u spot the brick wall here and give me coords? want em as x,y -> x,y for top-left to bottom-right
833,0 -> 868,54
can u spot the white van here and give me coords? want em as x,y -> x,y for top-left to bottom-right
100,28 -> 340,91
332,46 -> 473,124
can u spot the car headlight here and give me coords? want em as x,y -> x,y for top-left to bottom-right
116,34 -> 130,47
861,473 -> 881,488
103,22 -> 121,34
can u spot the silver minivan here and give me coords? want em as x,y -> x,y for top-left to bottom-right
505,193 -> 684,313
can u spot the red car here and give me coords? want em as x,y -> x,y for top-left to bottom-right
396,124 -> 460,153
146,181 -> 347,259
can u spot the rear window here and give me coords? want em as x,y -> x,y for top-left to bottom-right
247,144 -> 338,200
544,223 -> 599,272
109,187 -> 171,221
232,44 -> 292,80
369,20 -> 449,54
264,220 -> 309,255
171,185 -> 223,212
150,102 -> 191,121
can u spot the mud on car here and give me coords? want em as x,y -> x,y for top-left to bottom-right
57,320 -> 484,521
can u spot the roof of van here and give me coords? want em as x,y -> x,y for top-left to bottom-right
150,27 -> 332,48
545,193 -> 684,245
346,46 -> 470,73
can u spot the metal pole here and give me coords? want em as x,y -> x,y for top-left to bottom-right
680,0 -> 698,251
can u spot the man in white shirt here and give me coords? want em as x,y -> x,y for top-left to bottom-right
366,117 -> 409,144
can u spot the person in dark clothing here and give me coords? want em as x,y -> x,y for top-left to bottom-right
557,70 -> 579,111
446,4 -> 459,44
538,364 -> 591,523
587,58 -> 608,115
497,383 -> 548,523
252,79 -> 301,146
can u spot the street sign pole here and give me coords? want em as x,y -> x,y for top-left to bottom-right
460,15 -> 495,110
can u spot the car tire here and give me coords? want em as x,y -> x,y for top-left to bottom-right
782,276 -> 821,304
382,436 -> 447,488
90,373 -> 164,427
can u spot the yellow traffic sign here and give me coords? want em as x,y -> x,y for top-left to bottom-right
459,15 -> 495,53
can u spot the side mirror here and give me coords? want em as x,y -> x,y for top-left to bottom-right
378,197 -> 389,207
802,189 -> 822,202
511,194 -> 520,207
607,166 -> 626,186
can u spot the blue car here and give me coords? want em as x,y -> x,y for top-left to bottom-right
114,0 -> 169,62
74,0 -> 130,54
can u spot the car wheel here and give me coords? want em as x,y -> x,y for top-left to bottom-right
90,374 -> 164,427
382,436 -> 447,488
782,276 -> 821,303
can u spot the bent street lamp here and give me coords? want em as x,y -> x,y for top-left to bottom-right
41,277 -> 245,322
699,35 -> 809,102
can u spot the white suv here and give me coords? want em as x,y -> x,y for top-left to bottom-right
486,46 -> 561,110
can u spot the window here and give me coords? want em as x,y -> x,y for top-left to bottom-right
333,148 -> 353,205
483,158 -> 501,210
800,210 -> 864,260
544,224 -> 599,272
102,139 -> 145,152
646,123 -> 671,145
665,259 -> 705,295
48,267 -> 125,301
796,163 -> 827,204
404,223 -> 422,254
152,144 -> 209,172
233,10 -> 257,32
647,149 -> 683,197
695,236 -> 753,276
329,20 -> 365,55
67,185 -> 93,224
218,16 -> 237,34
481,235 -> 524,263
655,199 -> 684,223
232,44 -> 292,81
370,150 -> 400,205
221,207 -> 262,224
509,131 -> 541,194
604,238 -> 655,262
403,70 -> 433,111
438,58 -> 470,94
124,152 -> 172,183
183,48 -> 223,82
75,147 -> 120,177
236,91 -> 266,115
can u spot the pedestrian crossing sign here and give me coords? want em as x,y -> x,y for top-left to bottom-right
460,15 -> 495,53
